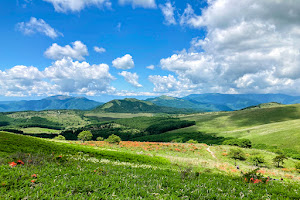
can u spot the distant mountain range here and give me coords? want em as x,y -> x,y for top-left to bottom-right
0,95 -> 102,112
92,98 -> 193,114
1,93 -> 300,113
146,93 -> 300,112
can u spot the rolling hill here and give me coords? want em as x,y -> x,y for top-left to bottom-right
0,95 -> 102,112
92,98 -> 193,114
134,103 -> 300,154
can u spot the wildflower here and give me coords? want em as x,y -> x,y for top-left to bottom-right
9,162 -> 17,167
244,178 -> 247,182
31,174 -> 37,178
17,160 -> 24,165
31,180 -> 36,183
250,178 -> 254,182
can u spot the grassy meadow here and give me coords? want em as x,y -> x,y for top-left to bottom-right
1,131 -> 300,199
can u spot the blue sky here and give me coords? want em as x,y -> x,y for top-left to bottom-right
1,0 -> 300,102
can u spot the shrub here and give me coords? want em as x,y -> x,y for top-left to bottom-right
186,139 -> 198,144
295,162 -> 300,171
248,155 -> 265,166
53,135 -> 66,140
229,148 -> 246,161
96,136 -> 104,141
78,131 -> 93,142
105,134 -> 121,144
223,139 -> 252,148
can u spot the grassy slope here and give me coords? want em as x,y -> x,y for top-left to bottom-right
137,104 -> 300,150
1,132 -> 300,199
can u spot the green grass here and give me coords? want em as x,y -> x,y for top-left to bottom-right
21,127 -> 61,134
160,104 -> 300,152
1,132 -> 300,199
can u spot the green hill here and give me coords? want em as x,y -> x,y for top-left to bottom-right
92,98 -> 193,114
135,103 -> 300,154
241,102 -> 282,110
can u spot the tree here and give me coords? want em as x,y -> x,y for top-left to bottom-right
273,154 -> 287,167
78,131 -> 93,142
96,136 -> 104,141
105,134 -> 121,144
248,155 -> 265,166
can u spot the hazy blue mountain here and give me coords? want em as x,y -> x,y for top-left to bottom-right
0,95 -> 103,112
183,93 -> 300,110
145,95 -> 233,112
92,98 -> 193,114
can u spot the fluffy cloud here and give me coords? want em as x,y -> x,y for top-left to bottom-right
0,58 -> 115,96
94,46 -> 106,53
112,54 -> 135,69
159,0 -> 300,95
159,1 -> 176,25
0,65 -> 53,96
146,65 -> 155,70
118,71 -> 142,87
43,0 -> 112,13
118,0 -> 156,9
44,57 -> 114,94
44,41 -> 88,60
16,17 -> 62,39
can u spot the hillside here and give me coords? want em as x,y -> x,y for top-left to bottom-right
0,95 -> 102,112
1,131 -> 300,199
92,98 -> 193,114
135,103 -> 300,154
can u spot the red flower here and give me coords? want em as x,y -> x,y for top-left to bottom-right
17,160 -> 24,165
9,162 -> 17,167
250,178 -> 254,182
31,174 -> 37,178
244,178 -> 247,182
31,180 -> 36,183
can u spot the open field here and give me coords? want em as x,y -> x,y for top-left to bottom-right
21,127 -> 61,134
137,104 -> 300,152
1,131 -> 300,199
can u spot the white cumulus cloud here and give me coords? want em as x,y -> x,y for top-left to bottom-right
118,0 -> 156,9
159,1 -> 176,25
119,71 -> 142,88
0,58 -> 115,96
112,54 -> 135,69
94,46 -> 106,53
43,0 -> 112,13
16,17 -> 62,39
44,57 -> 115,94
44,41 -> 88,60
159,0 -> 300,96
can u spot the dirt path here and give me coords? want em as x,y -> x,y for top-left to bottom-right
206,147 -> 217,159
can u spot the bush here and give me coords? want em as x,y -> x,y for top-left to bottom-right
223,138 -> 252,148
295,162 -> 300,171
105,134 -> 121,144
53,135 -> 66,140
78,131 -> 93,142
229,148 -> 246,161
186,139 -> 198,144
96,136 -> 104,141
248,155 -> 265,166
